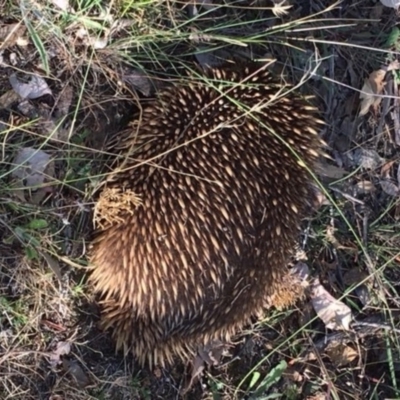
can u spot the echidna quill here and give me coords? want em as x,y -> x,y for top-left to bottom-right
89,62 -> 324,367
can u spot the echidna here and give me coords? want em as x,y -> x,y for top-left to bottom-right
89,62 -> 324,367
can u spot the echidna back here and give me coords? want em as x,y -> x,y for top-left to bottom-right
90,64 -> 322,367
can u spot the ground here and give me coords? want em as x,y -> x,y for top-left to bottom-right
1,0 -> 400,399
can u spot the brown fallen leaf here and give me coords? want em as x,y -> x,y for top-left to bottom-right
120,68 -> 160,97
359,61 -> 400,116
353,148 -> 384,170
359,68 -> 386,117
381,160 -> 396,178
9,74 -> 52,99
380,180 -> 399,197
55,84 -> 73,118
182,340 -> 225,395
282,366 -> 303,383
0,90 -> 21,109
316,161 -> 347,179
182,354 -> 205,395
40,251 -> 63,282
10,147 -> 55,204
10,147 -> 55,203
11,147 -> 54,187
354,180 -> 375,195
313,188 -> 330,208
47,341 -> 71,368
326,343 -> 358,367
310,278 -> 353,331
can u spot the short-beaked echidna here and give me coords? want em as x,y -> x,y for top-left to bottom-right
89,63 -> 324,367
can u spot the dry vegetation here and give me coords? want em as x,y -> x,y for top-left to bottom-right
0,0 -> 400,399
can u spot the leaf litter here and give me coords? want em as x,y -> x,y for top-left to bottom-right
11,147 -> 55,203
310,278 -> 353,331
9,73 -> 52,99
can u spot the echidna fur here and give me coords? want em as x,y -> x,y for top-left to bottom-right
89,63 -> 324,367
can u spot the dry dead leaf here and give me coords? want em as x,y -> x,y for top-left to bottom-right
40,251 -> 63,282
354,180 -> 375,195
313,188 -> 330,208
9,74 -> 52,99
0,89 -> 21,109
310,278 -> 353,330
326,343 -> 358,367
381,160 -> 396,178
359,61 -> 400,116
282,366 -> 303,383
51,0 -> 69,11
359,69 -> 386,116
184,354 -> 205,394
316,161 -> 347,179
91,36 -> 108,49
380,180 -> 399,196
380,0 -> 400,9
48,341 -> 71,368
121,68 -> 159,97
11,147 -> 55,204
354,180 -> 376,195
353,148 -> 384,170
56,84 -> 73,117
11,147 -> 54,189
198,340 -> 225,366
183,340 -> 225,395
